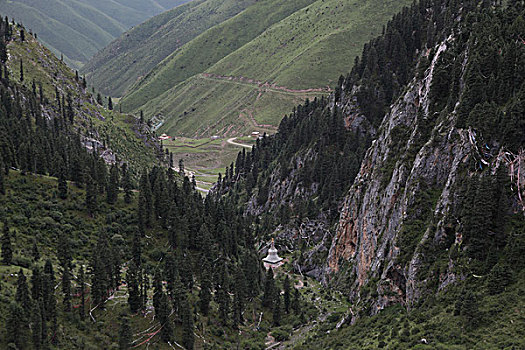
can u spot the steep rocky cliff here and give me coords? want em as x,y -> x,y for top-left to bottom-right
327,2 -> 525,316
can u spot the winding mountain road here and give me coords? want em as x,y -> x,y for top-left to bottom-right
227,137 -> 253,149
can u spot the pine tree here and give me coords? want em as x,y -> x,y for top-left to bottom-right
131,230 -> 142,267
78,265 -> 86,320
62,267 -> 71,312
181,295 -> 195,350
263,268 -> 276,308
179,158 -> 185,176
5,302 -> 28,349
283,275 -> 291,313
58,231 -> 72,312
152,271 -> 162,316
138,172 -> 153,229
16,269 -> 31,316
108,97 -> 113,110
85,174 -> 97,216
91,241 -> 110,307
32,304 -> 42,350
31,266 -> 42,302
233,266 -> 247,327
1,220 -> 13,264
96,93 -> 103,105
19,59 -> 23,82
199,260 -> 212,316
273,294 -> 282,326
217,287 -> 230,326
43,260 -> 56,321
119,316 -> 132,349
127,260 -> 141,313
157,291 -> 173,342
106,164 -> 119,204
32,239 -> 40,261
292,288 -> 300,314
0,157 -> 4,195
461,290 -> 479,329
122,163 -> 133,203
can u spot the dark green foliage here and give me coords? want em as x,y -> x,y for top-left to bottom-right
85,175 -> 97,216
460,290 -> 480,330
57,167 -> 68,199
31,304 -> 42,349
78,265 -> 86,320
233,266 -> 247,327
106,164 -> 119,204
119,316 -> 132,349
181,295 -> 194,349
5,302 -> 28,349
15,269 -> 31,316
127,260 -> 141,314
273,294 -> 282,326
96,93 -> 103,105
157,291 -> 173,342
283,274 -> 291,313
487,263 -> 513,295
263,268 -> 276,309
0,158 -> 4,195
292,288 -> 300,314
122,163 -> 133,203
1,221 -> 12,264
199,260 -> 212,316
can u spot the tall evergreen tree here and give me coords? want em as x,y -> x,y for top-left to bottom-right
262,268 -> 276,308
32,304 -> 42,350
0,157 -> 4,195
119,315 -> 132,349
127,260 -> 141,313
5,302 -> 28,349
78,265 -> 86,320
85,174 -> 97,216
273,294 -> 282,327
58,231 -> 72,312
181,295 -> 195,350
32,239 -> 40,261
157,291 -> 173,343
106,164 -> 119,204
233,266 -> 247,327
15,269 -> 31,316
1,220 -> 13,264
122,164 -> 133,204
137,172 -> 153,229
199,260 -> 212,316
283,275 -> 291,313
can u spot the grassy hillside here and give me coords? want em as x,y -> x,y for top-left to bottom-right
6,24 -> 160,178
0,0 -> 189,68
82,0 -> 263,98
118,0 -> 317,112
115,0 -> 411,137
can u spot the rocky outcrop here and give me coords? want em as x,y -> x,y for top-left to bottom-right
326,36 -> 477,311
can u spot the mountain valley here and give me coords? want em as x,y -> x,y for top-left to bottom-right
0,0 -> 524,349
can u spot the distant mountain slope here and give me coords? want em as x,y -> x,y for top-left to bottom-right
0,0 -> 190,68
82,0 -> 261,97
114,0 -> 411,137
117,0 -> 318,112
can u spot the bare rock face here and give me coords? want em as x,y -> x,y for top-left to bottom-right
326,37 -> 477,312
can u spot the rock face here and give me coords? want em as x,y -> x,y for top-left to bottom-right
326,36 -> 480,312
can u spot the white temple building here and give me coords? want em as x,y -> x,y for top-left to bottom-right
263,238 -> 284,269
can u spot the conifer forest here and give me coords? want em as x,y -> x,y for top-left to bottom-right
0,0 -> 524,349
